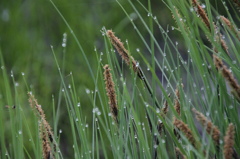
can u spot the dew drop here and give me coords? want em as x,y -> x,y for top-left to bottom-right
206,112 -> 210,117
77,102 -> 81,107
59,129 -> 62,133
18,130 -> 22,135
201,4 -> 206,8
85,89 -> 90,94
220,140 -> 223,144
76,118 -> 79,122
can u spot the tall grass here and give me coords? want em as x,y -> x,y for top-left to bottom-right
0,0 -> 239,158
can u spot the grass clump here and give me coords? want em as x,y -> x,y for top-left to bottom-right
0,0 -> 239,159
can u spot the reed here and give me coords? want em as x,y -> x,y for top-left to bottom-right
174,88 -> 181,116
191,0 -> 229,54
175,147 -> 186,159
106,30 -> 139,74
213,55 -> 240,99
220,16 -> 240,41
223,123 -> 235,159
192,108 -> 220,147
103,64 -> 119,124
28,92 -> 55,159
173,118 -> 198,149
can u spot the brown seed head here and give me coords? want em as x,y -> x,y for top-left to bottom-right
103,65 -> 118,123
40,122 -> 52,159
213,55 -> 240,99
106,30 -> 139,73
192,108 -> 220,146
224,123 -> 235,159
173,118 -> 197,148
175,147 -> 186,159
28,92 -> 56,157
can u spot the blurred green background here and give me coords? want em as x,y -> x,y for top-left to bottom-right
0,0 -> 172,104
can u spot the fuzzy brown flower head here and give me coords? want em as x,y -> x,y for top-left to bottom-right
224,123 -> 235,159
175,147 -> 186,159
220,16 -> 232,29
192,108 -> 220,146
106,30 -> 139,73
28,92 -> 56,157
173,118 -> 197,148
213,55 -> 240,98
103,64 -> 118,123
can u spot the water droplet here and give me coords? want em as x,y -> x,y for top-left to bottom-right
144,102 -> 149,107
77,102 -> 81,107
21,72 -> 25,76
201,4 -> 206,8
153,145 -> 158,149
193,83 -> 196,87
136,48 -> 140,52
85,89 -> 90,94
147,13 -> 151,17
85,124 -> 88,128
18,130 -> 22,135
76,118 -> 79,122
229,105 -> 234,109
136,62 -> 139,67
97,111 -> 101,116
206,112 -> 210,117
62,33 -> 67,47
62,89 -> 64,92
59,129 -> 62,133
220,140 -> 223,144
15,82 -> 19,87
172,26 -> 175,30
161,139 -> 166,143
156,108 -> 160,113
68,85 -> 71,89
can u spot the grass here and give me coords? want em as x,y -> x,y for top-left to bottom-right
0,0 -> 239,158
